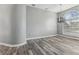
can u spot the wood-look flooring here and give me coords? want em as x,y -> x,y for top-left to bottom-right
0,35 -> 79,55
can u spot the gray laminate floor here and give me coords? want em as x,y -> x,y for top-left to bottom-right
0,35 -> 79,55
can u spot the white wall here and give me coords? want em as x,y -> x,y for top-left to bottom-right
11,4 -> 26,45
0,4 -> 13,44
0,4 -> 57,45
0,4 -> 26,45
26,6 -> 57,39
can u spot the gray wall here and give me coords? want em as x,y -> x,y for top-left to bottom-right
0,4 -> 13,44
57,23 -> 63,34
26,6 -> 57,38
0,4 -> 26,45
11,4 -> 26,45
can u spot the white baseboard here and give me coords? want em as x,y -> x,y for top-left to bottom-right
0,41 -> 26,47
58,34 -> 79,40
26,34 -> 57,40
0,39 -> 27,47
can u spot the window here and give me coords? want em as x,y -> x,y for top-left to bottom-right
63,10 -> 79,33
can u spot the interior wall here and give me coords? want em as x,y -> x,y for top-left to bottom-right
0,4 -> 26,45
57,23 -> 63,34
0,4 -> 14,44
26,6 -> 57,39
11,4 -> 26,45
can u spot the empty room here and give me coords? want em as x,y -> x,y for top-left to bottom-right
26,4 -> 79,55
0,4 -> 79,55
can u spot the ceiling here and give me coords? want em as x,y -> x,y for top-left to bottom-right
27,4 -> 78,13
